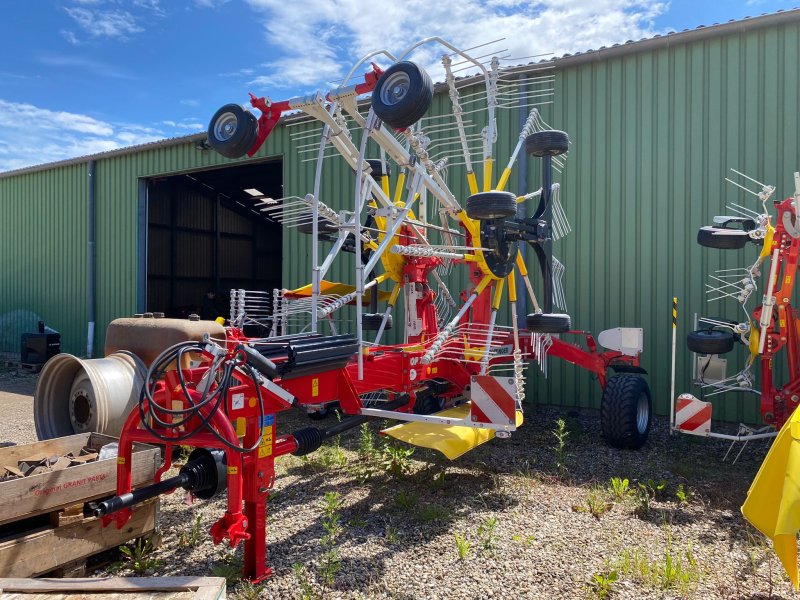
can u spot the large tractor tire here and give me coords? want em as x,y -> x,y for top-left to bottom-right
600,374 -> 652,449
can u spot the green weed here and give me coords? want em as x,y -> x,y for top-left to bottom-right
589,569 -> 618,599
178,513 -> 203,548
607,477 -> 631,500
454,532 -> 471,560
477,516 -> 498,554
551,418 -> 569,478
512,533 -> 535,547
292,563 -> 317,600
381,443 -> 415,477
393,490 -> 418,510
675,483 -> 693,505
384,525 -> 398,544
417,503 -> 449,522
119,537 -> 162,575
319,491 -> 343,586
211,562 -> 242,585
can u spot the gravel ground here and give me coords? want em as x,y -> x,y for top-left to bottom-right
0,366 -> 792,599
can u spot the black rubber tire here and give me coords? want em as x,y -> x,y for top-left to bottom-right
465,191 -> 517,220
413,394 -> 444,415
526,313 -> 571,333
207,104 -> 258,159
297,220 -> 339,235
361,312 -> 392,331
601,375 -> 652,449
525,130 -> 569,157
696,227 -> 749,249
686,329 -> 735,354
371,62 -> 433,129
366,159 -> 391,181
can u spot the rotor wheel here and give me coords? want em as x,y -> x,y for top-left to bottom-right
207,104 -> 258,159
371,62 -> 433,129
686,329 -> 735,354
362,312 -> 392,331
524,130 -> 569,157
466,191 -> 517,220
696,227 -> 749,250
526,313 -> 571,333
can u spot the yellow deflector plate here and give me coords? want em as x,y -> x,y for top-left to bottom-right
285,280 -> 391,302
382,403 -> 524,460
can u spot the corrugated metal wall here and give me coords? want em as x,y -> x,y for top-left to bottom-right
0,164 -> 88,355
1,15 -> 798,422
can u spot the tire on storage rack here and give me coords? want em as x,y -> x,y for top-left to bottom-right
371,62 -> 433,129
696,227 -> 749,250
686,329 -> 735,354
601,374 -> 652,449
524,130 -> 569,157
526,313 -> 571,333
466,191 -> 517,220
362,312 -> 392,331
207,104 -> 258,159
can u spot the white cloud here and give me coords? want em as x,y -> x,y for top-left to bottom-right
0,99 -> 198,172
64,6 -> 142,39
242,0 -> 667,89
60,29 -> 81,45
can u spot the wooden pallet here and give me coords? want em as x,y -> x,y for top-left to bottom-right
0,433 -> 158,527
0,576 -> 226,599
0,434 -> 161,578
0,499 -> 159,578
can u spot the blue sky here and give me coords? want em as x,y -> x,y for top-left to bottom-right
0,0 -> 795,172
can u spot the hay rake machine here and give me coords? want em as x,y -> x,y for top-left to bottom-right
95,38 -> 650,581
674,169 -> 800,453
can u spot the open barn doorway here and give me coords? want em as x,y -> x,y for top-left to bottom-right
145,158 -> 282,326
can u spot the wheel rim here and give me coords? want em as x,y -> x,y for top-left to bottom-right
636,392 -> 649,434
380,72 -> 411,106
214,112 -> 239,141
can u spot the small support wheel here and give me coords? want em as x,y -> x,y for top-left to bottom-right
466,191 -> 517,220
362,313 -> 391,331
524,130 -> 569,157
526,313 -> 571,333
696,227 -> 749,250
207,104 -> 258,159
366,159 -> 391,181
686,329 -> 735,354
601,375 -> 651,449
371,62 -> 433,129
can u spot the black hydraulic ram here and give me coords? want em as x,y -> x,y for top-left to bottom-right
91,448 -> 227,517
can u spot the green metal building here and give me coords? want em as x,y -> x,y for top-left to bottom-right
2,9 -> 799,422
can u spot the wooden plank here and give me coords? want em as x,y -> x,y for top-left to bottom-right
0,438 -> 159,526
0,576 -> 226,599
0,500 -> 158,578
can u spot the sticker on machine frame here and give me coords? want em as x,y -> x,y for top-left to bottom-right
232,393 -> 245,410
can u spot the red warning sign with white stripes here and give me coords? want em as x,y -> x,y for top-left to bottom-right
471,375 -> 517,428
675,393 -> 712,435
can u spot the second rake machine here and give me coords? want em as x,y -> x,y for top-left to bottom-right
96,39 -> 650,581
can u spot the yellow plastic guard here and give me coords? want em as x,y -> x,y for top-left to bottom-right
742,406 -> 800,589
285,280 -> 390,302
381,403 -> 524,460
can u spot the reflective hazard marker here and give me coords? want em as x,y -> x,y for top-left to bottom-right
675,393 -> 712,435
471,375 -> 517,427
